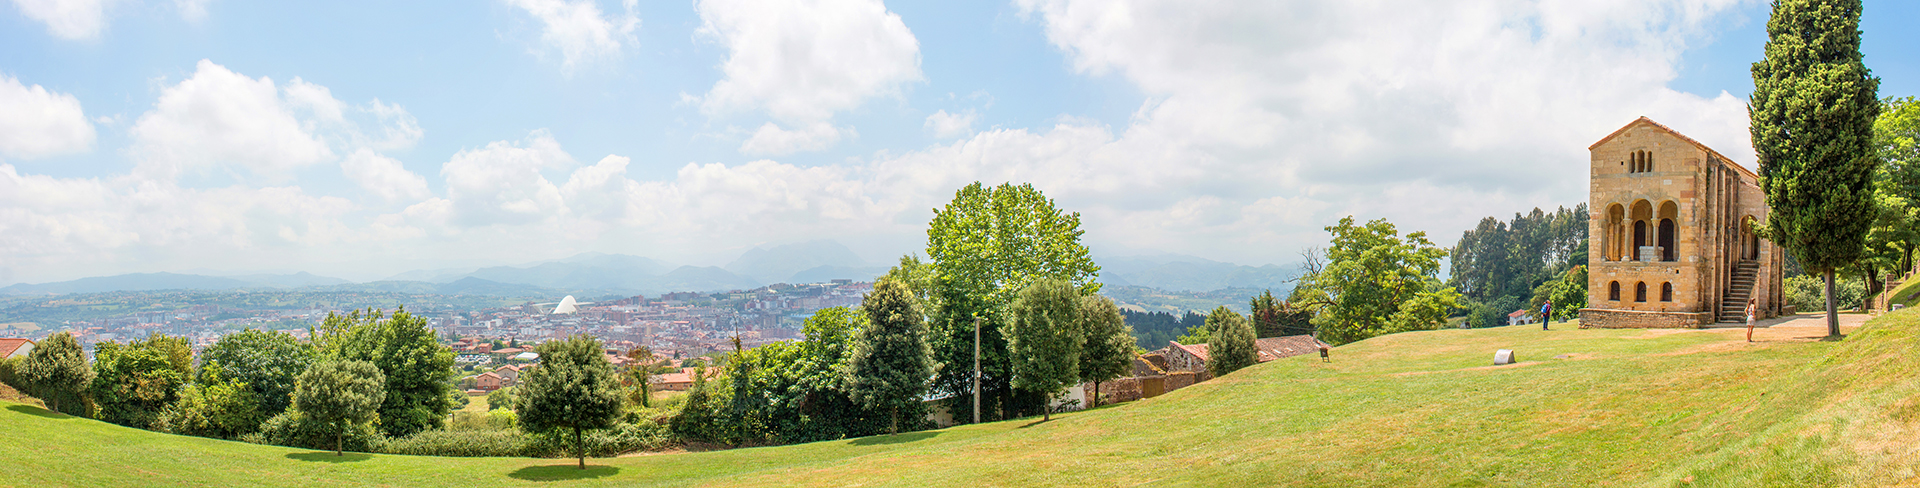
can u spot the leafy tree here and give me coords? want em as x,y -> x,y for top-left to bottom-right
157,379 -> 263,439
515,335 -> 625,470
1855,97 -> 1920,305
844,279 -> 934,435
1076,295 -> 1133,407
20,332 -> 93,416
1528,265 -> 1589,322
198,329 -> 314,419
317,307 -> 458,437
1750,0 -> 1881,337
1250,290 -> 1314,338
1448,206 -> 1590,305
925,182 -> 1100,422
1296,217 -> 1461,344
1174,323 -> 1212,345
1204,307 -> 1258,377
291,360 -> 386,456
90,335 -> 192,429
1007,278 -> 1084,421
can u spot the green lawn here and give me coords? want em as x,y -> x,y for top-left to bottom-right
7,314 -> 1920,487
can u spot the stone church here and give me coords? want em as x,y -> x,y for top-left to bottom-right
1578,117 -> 1785,328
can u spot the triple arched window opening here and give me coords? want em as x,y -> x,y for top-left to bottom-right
1603,200 -> 1679,262
1629,150 -> 1655,173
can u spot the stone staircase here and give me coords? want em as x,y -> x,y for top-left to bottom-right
1718,260 -> 1759,323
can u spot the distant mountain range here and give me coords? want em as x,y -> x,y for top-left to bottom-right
2,242 -> 1300,297
1097,253 -> 1303,292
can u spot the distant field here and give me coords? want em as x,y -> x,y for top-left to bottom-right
1,321 -> 39,331
6,312 -> 1920,486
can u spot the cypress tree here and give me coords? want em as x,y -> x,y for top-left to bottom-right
844,279 -> 933,435
1750,0 -> 1881,337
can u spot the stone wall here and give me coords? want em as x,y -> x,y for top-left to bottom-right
1578,308 -> 1712,328
1083,378 -> 1143,405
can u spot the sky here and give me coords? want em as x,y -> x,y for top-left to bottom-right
1,0 -> 1916,285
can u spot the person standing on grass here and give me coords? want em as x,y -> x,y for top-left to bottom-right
1746,298 -> 1758,342
1540,300 -> 1553,331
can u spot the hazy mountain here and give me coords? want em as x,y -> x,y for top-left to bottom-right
381,267 -> 483,283
787,265 -> 890,284
725,240 -> 867,284
657,266 -> 762,292
226,272 -> 352,288
433,277 -> 552,296
1098,254 -> 1303,292
0,272 -> 357,296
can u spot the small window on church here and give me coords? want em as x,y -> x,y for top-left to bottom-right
1660,282 -> 1673,302
1635,282 -> 1647,302
1609,281 -> 1621,301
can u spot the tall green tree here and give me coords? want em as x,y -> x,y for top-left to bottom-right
1856,97 -> 1920,303
1007,278 -> 1084,421
198,329 -> 314,419
1750,0 -> 1881,337
21,332 -> 93,416
844,279 -> 934,435
291,360 -> 385,456
1204,307 -> 1258,377
1076,295 -> 1133,408
1296,216 -> 1461,344
317,307 -> 457,437
90,335 -> 192,429
925,182 -> 1100,422
515,335 -> 625,470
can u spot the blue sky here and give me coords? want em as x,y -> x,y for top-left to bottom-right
1,0 -> 1915,284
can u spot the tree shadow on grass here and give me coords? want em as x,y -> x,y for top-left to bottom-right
849,431 -> 940,446
509,465 -> 621,482
1016,419 -> 1051,429
6,404 -> 67,419
286,452 -> 373,463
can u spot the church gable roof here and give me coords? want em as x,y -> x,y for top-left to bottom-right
1589,116 -> 1755,179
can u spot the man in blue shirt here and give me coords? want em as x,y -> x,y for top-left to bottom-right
1540,300 -> 1553,331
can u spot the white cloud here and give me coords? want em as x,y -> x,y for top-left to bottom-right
437,130 -> 574,227
340,148 -> 431,202
130,60 -> 334,179
740,121 -> 844,155
0,75 -> 95,159
129,60 -> 423,181
924,109 -> 978,139
10,0 -> 107,40
0,163 -> 359,285
695,0 -> 922,125
506,0 -> 639,72
174,0 -> 208,21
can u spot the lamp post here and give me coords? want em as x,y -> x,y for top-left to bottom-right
972,314 -> 981,425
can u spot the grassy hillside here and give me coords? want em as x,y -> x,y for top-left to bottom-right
7,313 -> 1920,487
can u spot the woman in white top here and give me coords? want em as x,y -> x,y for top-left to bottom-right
1745,298 -> 1758,342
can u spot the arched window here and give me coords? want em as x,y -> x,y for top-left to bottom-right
1609,281 -> 1621,301
1660,282 -> 1673,302
1658,201 -> 1679,261
1635,282 -> 1648,302
1628,150 -> 1656,173
1633,221 -> 1648,259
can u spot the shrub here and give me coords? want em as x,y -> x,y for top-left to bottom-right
245,411 -> 385,453
528,422 -> 674,457
1787,275 -> 1865,312
155,381 -> 265,439
380,429 -> 532,457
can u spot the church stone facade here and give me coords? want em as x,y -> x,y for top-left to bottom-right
1579,117 -> 1785,328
